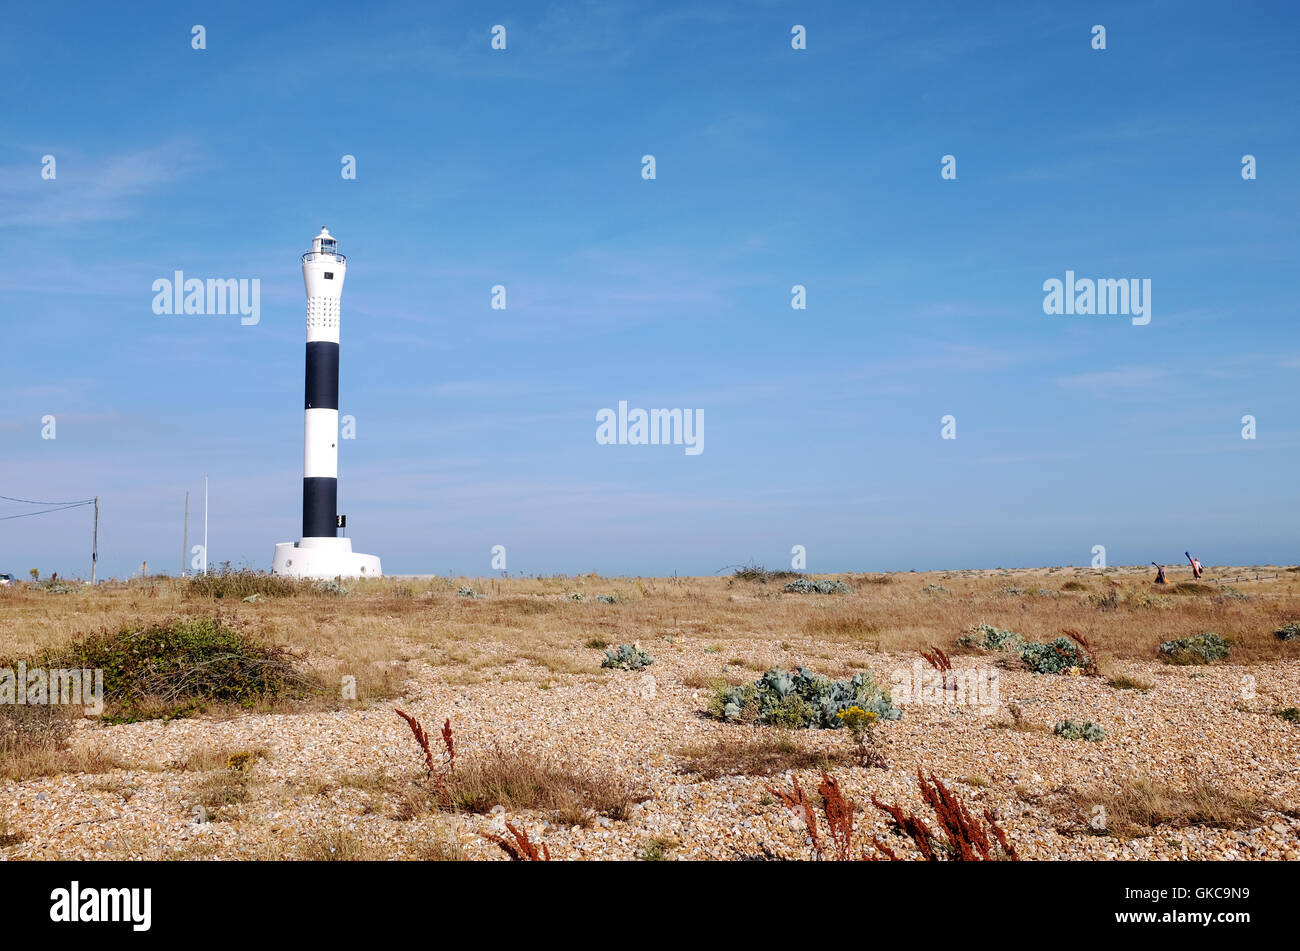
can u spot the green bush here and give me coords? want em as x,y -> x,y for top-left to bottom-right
28,616 -> 317,721
1053,720 -> 1105,742
717,666 -> 901,729
783,578 -> 851,595
602,644 -> 653,670
1274,622 -> 1300,642
1158,632 -> 1231,665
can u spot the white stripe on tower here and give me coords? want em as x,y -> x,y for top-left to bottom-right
304,409 -> 338,478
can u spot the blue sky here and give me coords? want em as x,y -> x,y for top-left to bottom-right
1,1 -> 1297,578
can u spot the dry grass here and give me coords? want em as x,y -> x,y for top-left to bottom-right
392,712 -> 640,827
413,824 -> 466,861
289,820 -> 464,862
0,704 -> 127,781
301,828 -> 382,861
1106,672 -> 1154,692
192,770 -> 256,820
181,744 -> 271,820
170,744 -> 269,772
1,563 -> 1297,861
677,731 -> 850,779
639,835 -> 680,860
0,703 -> 72,755
1056,776 -> 1280,838
3,566 -> 1295,682
803,614 -> 881,643
0,816 -> 26,848
987,702 -> 1049,733
0,744 -> 125,782
1171,582 -> 1215,596
435,745 -> 640,826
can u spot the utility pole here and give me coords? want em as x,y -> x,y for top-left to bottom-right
182,490 -> 190,577
90,496 -> 98,585
203,477 -> 209,576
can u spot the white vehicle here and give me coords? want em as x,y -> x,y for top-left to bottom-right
0,573 -> 15,586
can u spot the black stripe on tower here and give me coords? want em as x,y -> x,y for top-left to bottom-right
303,477 -> 337,539
305,342 -> 339,410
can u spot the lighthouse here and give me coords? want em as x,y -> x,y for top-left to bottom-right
271,227 -> 382,579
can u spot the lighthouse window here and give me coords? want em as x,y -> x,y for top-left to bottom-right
324,272 -> 334,279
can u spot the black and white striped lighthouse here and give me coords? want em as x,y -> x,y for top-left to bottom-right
302,227 -> 343,538
272,227 -> 382,579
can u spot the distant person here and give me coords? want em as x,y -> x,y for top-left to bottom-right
1152,563 -> 1168,584
1186,552 -> 1203,579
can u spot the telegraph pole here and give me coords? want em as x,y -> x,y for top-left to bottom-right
182,490 -> 190,577
90,496 -> 98,585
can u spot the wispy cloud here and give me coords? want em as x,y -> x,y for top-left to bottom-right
0,141 -> 202,227
424,380 -> 562,399
1056,366 -> 1168,393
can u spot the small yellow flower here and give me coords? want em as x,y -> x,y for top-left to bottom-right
836,706 -> 877,732
226,751 -> 253,772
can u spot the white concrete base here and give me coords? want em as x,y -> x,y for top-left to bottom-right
272,537 -> 382,580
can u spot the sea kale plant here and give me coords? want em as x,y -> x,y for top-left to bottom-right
783,578 -> 851,595
957,623 -> 1025,653
602,643 -> 654,670
958,624 -> 1093,675
1274,621 -> 1300,642
1053,720 -> 1106,742
1018,637 -> 1091,675
718,666 -> 901,729
1157,632 -> 1231,665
